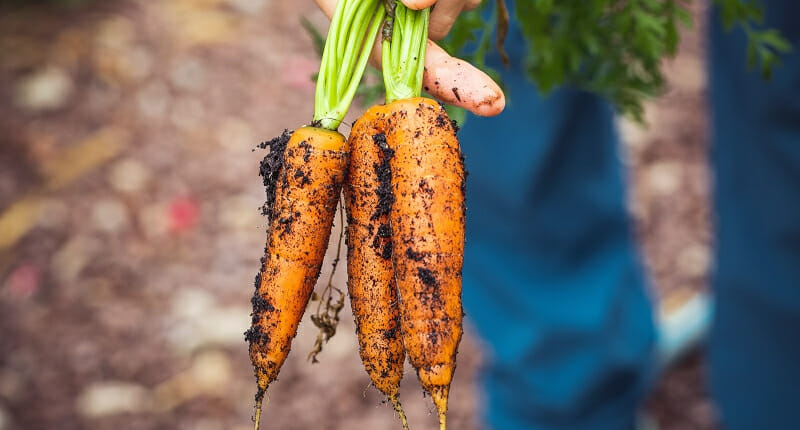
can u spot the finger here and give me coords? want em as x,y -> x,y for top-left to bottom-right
401,0 -> 438,10
313,0 -> 336,18
428,0 -> 463,41
463,0 -> 482,11
422,41 -> 505,116
368,39 -> 504,116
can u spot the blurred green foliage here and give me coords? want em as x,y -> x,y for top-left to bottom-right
440,0 -> 792,122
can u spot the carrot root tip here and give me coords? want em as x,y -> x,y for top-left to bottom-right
253,395 -> 264,430
390,395 -> 410,430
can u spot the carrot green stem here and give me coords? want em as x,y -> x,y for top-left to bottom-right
314,0 -> 385,130
382,2 -> 429,103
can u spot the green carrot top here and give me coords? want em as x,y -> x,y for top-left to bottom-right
313,0 -> 386,130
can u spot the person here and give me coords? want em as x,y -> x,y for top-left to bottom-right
315,1 -> 800,429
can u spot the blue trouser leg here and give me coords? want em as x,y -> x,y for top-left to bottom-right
458,15 -> 656,430
709,2 -> 800,429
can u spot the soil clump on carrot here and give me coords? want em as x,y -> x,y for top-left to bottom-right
372,133 -> 395,220
257,130 -> 291,217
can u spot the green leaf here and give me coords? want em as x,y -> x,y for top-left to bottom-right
443,0 -> 790,122
300,17 -> 326,58
761,29 -> 793,52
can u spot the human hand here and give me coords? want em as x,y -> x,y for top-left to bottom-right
407,0 -> 483,41
313,0 -> 505,117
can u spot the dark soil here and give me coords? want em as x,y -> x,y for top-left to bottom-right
258,130 -> 291,218
371,132 -> 394,220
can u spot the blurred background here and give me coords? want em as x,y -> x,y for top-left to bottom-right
0,0 -> 713,429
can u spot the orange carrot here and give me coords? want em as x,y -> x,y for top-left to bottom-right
245,0 -> 386,427
246,127 -> 348,427
348,96 -> 465,430
374,4 -> 469,428
386,98 -> 464,430
344,113 -> 408,428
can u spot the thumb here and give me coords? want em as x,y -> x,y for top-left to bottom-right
316,0 -> 437,16
401,0 -> 437,10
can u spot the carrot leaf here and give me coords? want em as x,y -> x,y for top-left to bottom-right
313,0 -> 385,130
441,0 -> 791,123
381,1 -> 429,103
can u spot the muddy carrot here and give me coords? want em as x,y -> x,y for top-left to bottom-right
246,126 -> 347,428
348,98 -> 465,430
245,1 -> 386,428
385,97 -> 464,430
344,113 -> 410,429
378,4 -> 467,429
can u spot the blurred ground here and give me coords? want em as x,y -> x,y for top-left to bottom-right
0,0 -> 713,429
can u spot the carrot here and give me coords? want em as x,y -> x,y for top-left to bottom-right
339,4 -> 467,427
246,125 -> 348,404
246,1 -> 492,427
354,96 -> 464,430
344,113 -> 409,428
376,5 -> 467,429
245,0 -> 386,428
387,98 -> 464,430
345,97 -> 462,430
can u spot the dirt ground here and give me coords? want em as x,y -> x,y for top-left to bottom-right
0,1 -> 714,429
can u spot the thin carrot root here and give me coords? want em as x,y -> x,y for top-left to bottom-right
390,395 -> 410,430
431,385 -> 449,430
308,208 -> 347,363
253,396 -> 263,430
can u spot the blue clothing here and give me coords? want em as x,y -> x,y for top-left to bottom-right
459,10 -> 655,430
709,1 -> 800,429
459,1 -> 800,429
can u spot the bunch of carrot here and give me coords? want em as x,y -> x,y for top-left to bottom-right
246,1 -> 476,429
